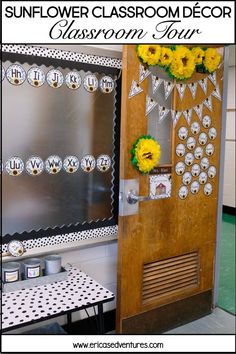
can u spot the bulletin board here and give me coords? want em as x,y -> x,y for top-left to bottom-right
2,45 -> 121,249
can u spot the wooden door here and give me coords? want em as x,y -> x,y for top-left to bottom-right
116,45 -> 224,333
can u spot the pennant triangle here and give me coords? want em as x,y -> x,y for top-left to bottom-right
128,80 -> 143,99
203,95 -> 213,111
208,71 -> 217,87
164,81 -> 174,100
171,110 -> 182,127
152,75 -> 163,94
146,95 -> 158,116
176,83 -> 186,100
139,64 -> 151,84
188,82 -> 198,99
211,85 -> 221,101
198,78 -> 208,94
193,104 -> 203,121
183,109 -> 193,125
158,105 -> 170,122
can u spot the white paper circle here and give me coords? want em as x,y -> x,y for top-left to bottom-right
205,143 -> 214,156
65,71 -> 81,90
45,155 -> 62,174
5,156 -> 24,176
194,147 -> 203,160
46,69 -> 64,88
182,172 -> 192,186
2,65 -> 5,81
185,152 -> 194,166
200,157 -> 210,170
179,186 -> 188,200
202,115 -> 211,128
204,183 -> 213,196
191,121 -> 200,135
83,74 -> 98,93
178,126 -> 188,140
81,155 -> 96,172
99,76 -> 114,93
176,144 -> 186,157
26,156 -> 44,176
27,67 -> 45,87
191,164 -> 201,177
186,137 -> 196,150
208,166 -> 217,179
199,171 -> 208,185
175,162 -> 185,176
190,181 -> 200,194
96,155 -> 111,172
63,156 -> 80,173
198,132 -> 208,146
6,64 -> 26,85
208,127 -> 217,140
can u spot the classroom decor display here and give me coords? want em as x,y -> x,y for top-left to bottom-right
83,74 -> 98,92
45,155 -> 62,174
80,155 -> 96,173
136,45 -> 221,80
99,76 -> 115,93
128,80 -> 143,98
6,64 -> 26,85
63,156 -> 80,173
5,157 -> 24,176
96,155 -> 111,172
46,69 -> 64,88
65,71 -> 81,90
149,174 -> 172,199
27,67 -> 45,87
26,156 -> 44,176
131,135 -> 161,174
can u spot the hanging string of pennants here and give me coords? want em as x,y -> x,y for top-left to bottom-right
129,64 -> 221,127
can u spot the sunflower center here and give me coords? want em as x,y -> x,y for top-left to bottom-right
143,152 -> 152,160
182,57 -> 188,66
164,54 -> 169,60
149,47 -> 156,55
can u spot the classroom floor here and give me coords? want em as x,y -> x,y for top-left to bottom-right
218,213 -> 236,314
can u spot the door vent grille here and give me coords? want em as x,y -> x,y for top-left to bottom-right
142,252 -> 199,304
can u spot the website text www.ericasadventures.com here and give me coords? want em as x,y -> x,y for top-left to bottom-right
73,340 -> 164,350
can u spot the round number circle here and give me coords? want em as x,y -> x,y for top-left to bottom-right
46,69 -> 64,88
96,155 -> 111,172
198,132 -> 208,146
6,64 -> 26,85
27,67 -> 45,87
81,155 -> 96,172
191,121 -> 200,135
199,171 -> 208,185
7,240 -> 25,257
202,115 -> 211,128
186,137 -> 196,150
179,186 -> 188,200
176,144 -> 186,157
204,183 -> 213,196
205,143 -> 214,156
194,147 -> 203,160
26,156 -> 44,176
178,127 -> 188,140
83,74 -> 98,93
185,153 -> 194,166
65,71 -> 81,90
191,164 -> 201,177
175,162 -> 185,176
99,76 -> 115,93
191,181 -> 200,194
5,157 -> 24,176
208,127 -> 217,140
208,166 -> 217,179
45,155 -> 62,174
200,157 -> 210,170
63,156 -> 80,173
182,172 -> 192,186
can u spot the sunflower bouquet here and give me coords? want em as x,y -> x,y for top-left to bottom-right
136,45 -> 221,80
131,135 -> 161,174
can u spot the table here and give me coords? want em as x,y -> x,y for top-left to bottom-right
2,266 -> 115,334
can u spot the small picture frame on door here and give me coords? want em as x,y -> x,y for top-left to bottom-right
149,174 -> 172,199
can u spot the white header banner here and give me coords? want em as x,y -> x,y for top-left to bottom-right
2,1 -> 235,44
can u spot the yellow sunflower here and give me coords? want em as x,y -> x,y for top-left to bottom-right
137,45 -> 161,66
192,47 -> 205,65
203,48 -> 221,73
159,47 -> 173,67
169,46 -> 196,80
135,138 -> 161,173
